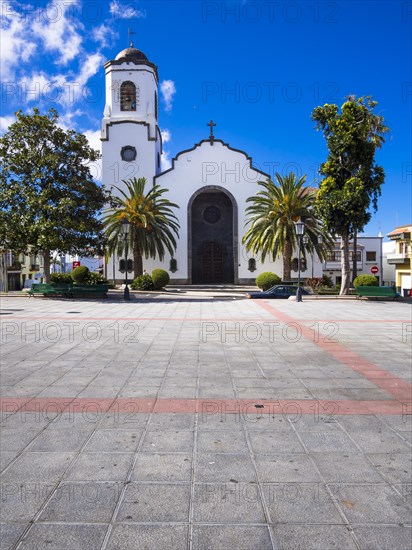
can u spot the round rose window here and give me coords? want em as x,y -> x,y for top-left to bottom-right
203,205 -> 221,224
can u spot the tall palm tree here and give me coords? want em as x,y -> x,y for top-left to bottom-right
103,177 -> 179,278
242,172 -> 333,281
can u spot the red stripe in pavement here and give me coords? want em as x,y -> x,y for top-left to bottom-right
255,301 -> 412,403
0,397 -> 410,417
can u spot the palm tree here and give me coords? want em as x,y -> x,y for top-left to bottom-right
242,172 -> 333,281
103,177 -> 180,278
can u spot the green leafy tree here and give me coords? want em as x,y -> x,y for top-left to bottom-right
0,108 -> 109,281
242,173 -> 334,281
311,96 -> 389,294
103,177 -> 179,278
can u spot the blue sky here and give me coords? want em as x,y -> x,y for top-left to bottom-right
1,0 -> 411,239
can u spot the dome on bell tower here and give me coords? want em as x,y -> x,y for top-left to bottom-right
104,43 -> 158,80
115,44 -> 148,62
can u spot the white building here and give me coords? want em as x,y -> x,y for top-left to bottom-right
382,241 -> 397,286
323,237 -> 383,286
101,45 -> 382,286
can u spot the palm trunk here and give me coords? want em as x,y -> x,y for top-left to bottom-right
43,250 -> 51,283
283,239 -> 292,282
133,241 -> 143,278
340,233 -> 351,295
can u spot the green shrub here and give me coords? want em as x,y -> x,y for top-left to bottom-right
131,274 -> 156,290
321,274 -> 334,288
87,272 -> 109,285
318,286 -> 340,295
71,265 -> 90,284
353,274 -> 379,287
151,269 -> 170,289
255,272 -> 281,291
50,272 -> 72,284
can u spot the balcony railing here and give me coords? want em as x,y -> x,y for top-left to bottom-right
324,261 -> 363,270
386,253 -> 410,264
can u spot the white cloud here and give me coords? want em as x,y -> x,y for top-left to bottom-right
59,109 -> 85,132
0,116 -> 16,134
15,51 -> 103,112
0,7 -> 37,80
92,23 -> 119,48
77,53 -> 104,86
83,128 -> 102,182
31,0 -> 83,65
109,1 -> 146,19
160,150 -> 172,171
161,128 -> 171,143
160,128 -> 172,171
160,80 -> 176,112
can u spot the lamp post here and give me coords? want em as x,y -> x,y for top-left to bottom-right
294,218 -> 304,302
122,219 -> 130,301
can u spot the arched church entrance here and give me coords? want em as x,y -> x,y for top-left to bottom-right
188,187 -> 238,284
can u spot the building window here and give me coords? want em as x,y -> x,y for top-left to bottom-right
327,250 -> 341,262
120,81 -> 136,111
366,251 -> 376,262
170,259 -> 177,273
121,146 -> 137,162
119,259 -> 125,273
349,251 -> 362,261
203,205 -> 221,224
248,258 -> 256,272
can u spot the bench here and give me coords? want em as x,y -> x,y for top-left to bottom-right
29,283 -> 110,299
69,285 -> 110,299
356,286 -> 400,301
28,283 -> 71,298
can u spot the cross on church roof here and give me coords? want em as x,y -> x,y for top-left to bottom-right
128,28 -> 136,47
207,120 -> 216,145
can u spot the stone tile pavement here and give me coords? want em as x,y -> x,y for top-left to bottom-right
0,294 -> 411,549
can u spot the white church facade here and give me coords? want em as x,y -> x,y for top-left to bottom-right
100,45 -> 324,285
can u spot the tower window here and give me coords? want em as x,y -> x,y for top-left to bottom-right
121,146 -> 137,162
120,81 -> 137,111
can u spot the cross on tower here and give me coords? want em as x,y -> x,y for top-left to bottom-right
128,28 -> 136,47
207,120 -> 216,145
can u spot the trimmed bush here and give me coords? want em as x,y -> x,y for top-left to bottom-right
50,272 -> 73,284
87,272 -> 110,285
71,265 -> 90,284
353,274 -> 379,287
131,274 -> 156,291
321,274 -> 334,288
255,272 -> 281,291
152,269 -> 170,289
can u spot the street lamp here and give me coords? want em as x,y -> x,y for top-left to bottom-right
121,219 -> 130,301
294,218 -> 304,302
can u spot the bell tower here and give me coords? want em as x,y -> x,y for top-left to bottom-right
101,44 -> 162,193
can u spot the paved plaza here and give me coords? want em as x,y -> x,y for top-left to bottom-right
0,293 -> 411,549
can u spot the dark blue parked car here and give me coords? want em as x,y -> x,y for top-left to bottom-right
246,285 -> 312,299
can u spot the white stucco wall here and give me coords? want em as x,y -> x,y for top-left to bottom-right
142,139 -> 324,284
